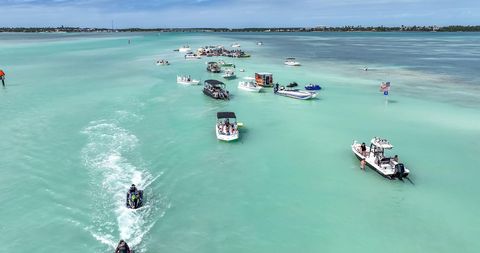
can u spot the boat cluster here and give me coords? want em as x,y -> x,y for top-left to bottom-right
174,44 -> 251,58
165,42 -> 410,181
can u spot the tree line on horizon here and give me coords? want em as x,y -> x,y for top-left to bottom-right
1,25 -> 480,33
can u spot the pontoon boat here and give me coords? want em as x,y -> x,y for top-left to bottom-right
203,79 -> 230,100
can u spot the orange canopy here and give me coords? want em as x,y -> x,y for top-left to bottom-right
0,69 -> 5,77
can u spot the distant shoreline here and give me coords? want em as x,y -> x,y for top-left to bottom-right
1,25 -> 480,33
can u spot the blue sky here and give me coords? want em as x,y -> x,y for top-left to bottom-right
1,0 -> 479,28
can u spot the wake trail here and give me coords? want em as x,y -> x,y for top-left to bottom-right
81,119 -> 162,252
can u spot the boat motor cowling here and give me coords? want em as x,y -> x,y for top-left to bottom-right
395,163 -> 405,179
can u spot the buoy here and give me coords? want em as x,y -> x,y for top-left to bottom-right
237,122 -> 244,128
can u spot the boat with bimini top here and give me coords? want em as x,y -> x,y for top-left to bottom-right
203,79 -> 230,100
215,112 -> 239,141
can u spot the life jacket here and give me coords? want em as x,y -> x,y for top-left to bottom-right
0,70 -> 5,77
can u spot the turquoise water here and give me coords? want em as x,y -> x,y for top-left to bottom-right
1,32 -> 479,253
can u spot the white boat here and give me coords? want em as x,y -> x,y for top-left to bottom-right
178,45 -> 191,52
176,75 -> 200,85
257,41 -> 263,46
273,84 -> 316,100
184,52 -> 201,60
231,43 -> 241,48
284,57 -> 301,66
351,137 -> 410,179
155,59 -> 170,66
222,69 -> 236,79
215,112 -> 239,141
238,77 -> 262,92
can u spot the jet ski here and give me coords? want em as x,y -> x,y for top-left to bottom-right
126,184 -> 144,209
115,240 -> 133,253
286,82 -> 298,88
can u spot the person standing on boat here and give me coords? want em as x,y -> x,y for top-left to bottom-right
393,155 -> 399,163
360,143 -> 367,157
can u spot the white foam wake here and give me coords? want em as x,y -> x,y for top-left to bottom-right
82,120 -> 160,252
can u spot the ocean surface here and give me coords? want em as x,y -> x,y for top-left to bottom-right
1,32 -> 479,253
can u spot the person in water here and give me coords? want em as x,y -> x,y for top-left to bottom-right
360,159 -> 366,170
115,240 -> 131,253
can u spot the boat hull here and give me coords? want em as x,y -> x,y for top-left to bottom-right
276,90 -> 314,100
238,85 -> 262,92
177,80 -> 200,85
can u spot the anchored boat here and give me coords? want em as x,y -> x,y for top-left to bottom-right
177,75 -> 200,85
178,45 -> 191,52
351,137 -> 410,179
155,59 -> 170,66
273,84 -> 316,100
218,60 -> 236,68
222,68 -> 236,79
207,62 -> 221,73
238,77 -> 262,92
216,112 -> 239,141
203,79 -> 230,100
255,72 -> 274,87
184,52 -> 201,60
284,57 -> 301,66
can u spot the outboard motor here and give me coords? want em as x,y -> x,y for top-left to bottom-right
394,163 -> 405,179
274,83 -> 279,93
